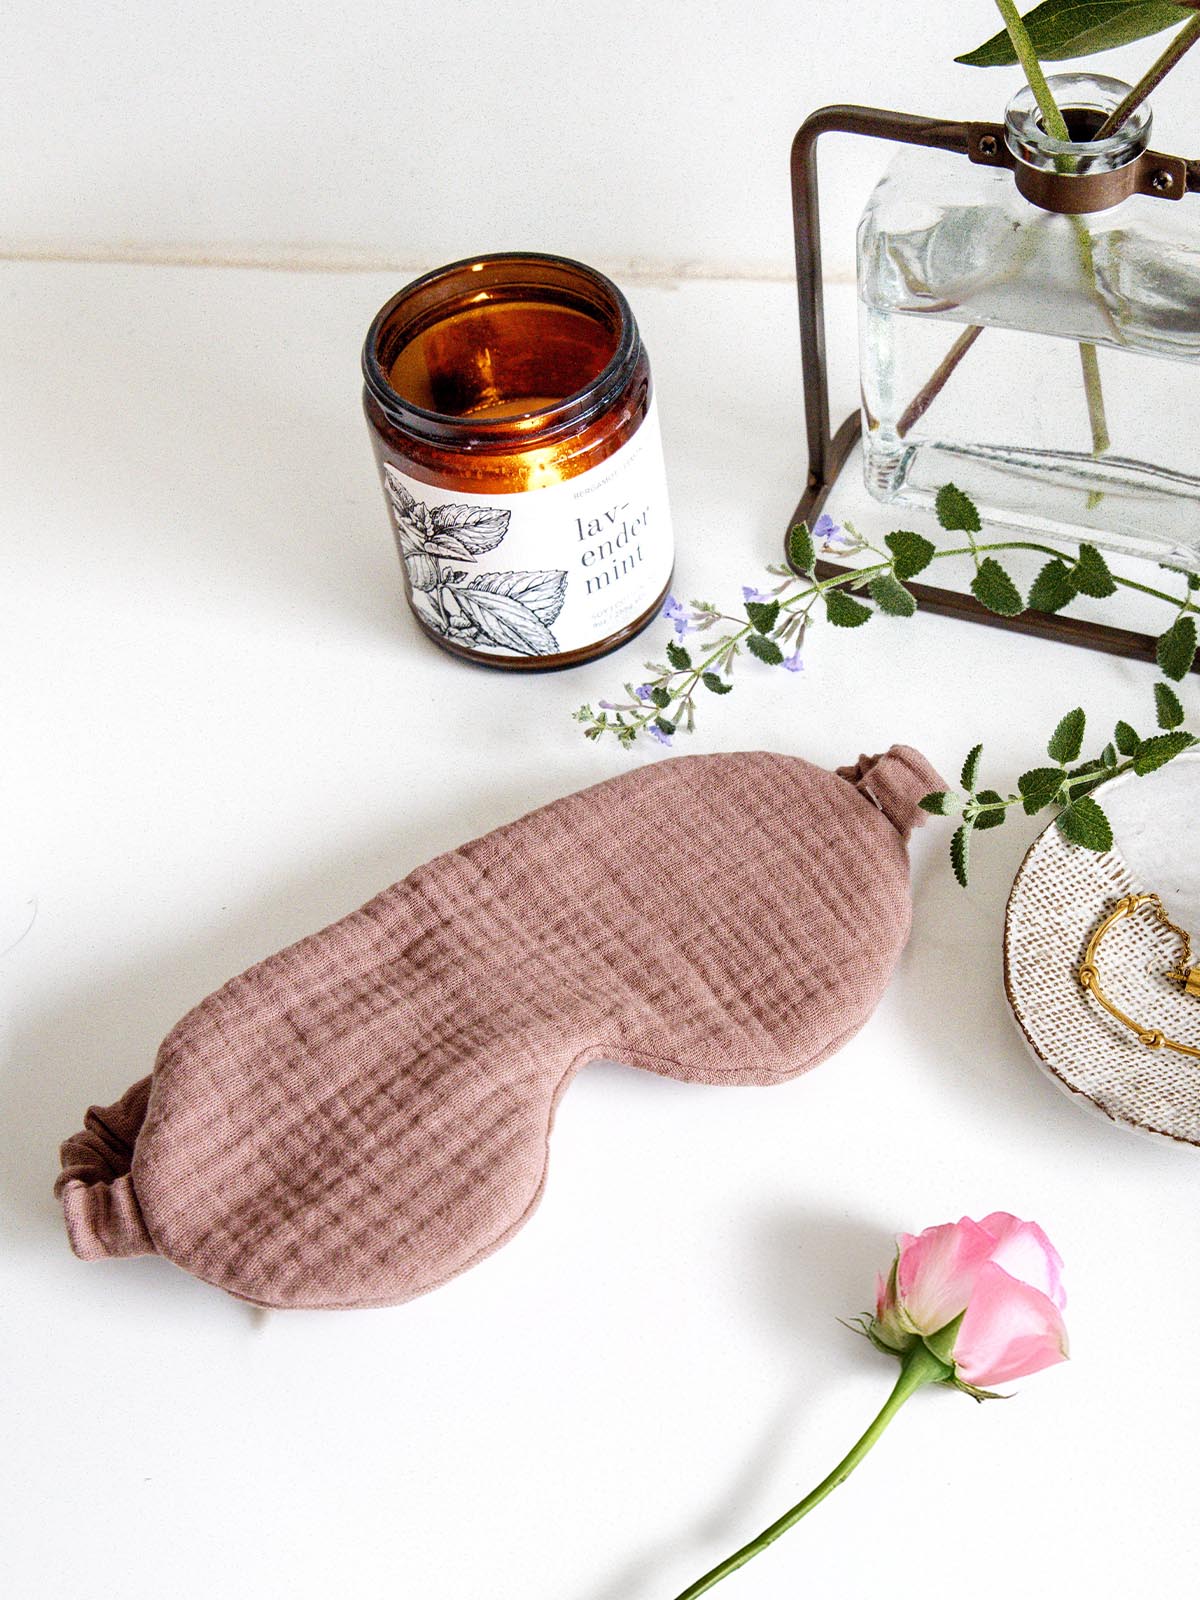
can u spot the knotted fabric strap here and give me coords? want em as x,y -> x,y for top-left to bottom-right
55,1076 -> 156,1259
837,747 -> 943,842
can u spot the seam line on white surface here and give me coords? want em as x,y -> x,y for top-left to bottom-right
0,242 -> 858,287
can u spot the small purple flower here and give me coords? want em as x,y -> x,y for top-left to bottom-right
783,647 -> 804,673
742,585 -> 774,605
649,724 -> 673,747
662,593 -> 695,641
634,684 -> 655,703
814,512 -> 852,552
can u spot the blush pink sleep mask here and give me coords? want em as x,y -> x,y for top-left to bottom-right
57,745 -> 941,1309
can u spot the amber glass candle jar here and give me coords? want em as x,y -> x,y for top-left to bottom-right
362,252 -> 674,669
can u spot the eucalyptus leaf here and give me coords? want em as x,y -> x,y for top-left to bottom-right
971,559 -> 1024,617
1048,707 -> 1087,764
956,0 -> 1192,68
1155,681 -> 1185,729
1073,543 -> 1117,599
950,824 -> 971,888
746,633 -> 784,665
1056,795 -> 1114,853
1018,766 -> 1065,814
824,590 -> 873,628
869,572 -> 917,617
789,521 -> 816,574
1133,730 -> 1196,774
919,790 -> 964,817
885,530 -> 936,580
1157,614 -> 1197,681
936,483 -> 982,535
745,598 -> 781,635
701,671 -> 732,695
1027,558 -> 1077,614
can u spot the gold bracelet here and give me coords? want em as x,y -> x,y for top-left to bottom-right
1079,893 -> 1200,1059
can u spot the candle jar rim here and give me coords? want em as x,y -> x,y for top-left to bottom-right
361,251 -> 641,449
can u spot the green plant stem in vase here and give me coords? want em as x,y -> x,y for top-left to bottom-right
901,2 -> 1200,503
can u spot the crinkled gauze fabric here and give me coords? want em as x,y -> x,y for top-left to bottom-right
56,746 -> 942,1310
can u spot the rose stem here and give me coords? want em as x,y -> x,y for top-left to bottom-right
669,1345 -> 949,1600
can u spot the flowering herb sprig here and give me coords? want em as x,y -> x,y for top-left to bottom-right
574,485 -> 1198,885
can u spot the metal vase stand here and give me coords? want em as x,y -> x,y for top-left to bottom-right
787,104 -> 1200,669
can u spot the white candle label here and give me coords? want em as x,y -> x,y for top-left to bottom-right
380,400 -> 674,658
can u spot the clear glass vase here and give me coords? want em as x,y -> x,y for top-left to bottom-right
858,73 -> 1200,569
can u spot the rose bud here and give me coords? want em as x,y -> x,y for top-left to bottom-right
870,1211 -> 1068,1393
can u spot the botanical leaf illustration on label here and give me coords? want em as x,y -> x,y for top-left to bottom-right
384,464 -> 568,656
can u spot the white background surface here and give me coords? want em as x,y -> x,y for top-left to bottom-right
4,260 -> 1200,1599
5,0 -> 1200,280
5,4 -> 1200,1597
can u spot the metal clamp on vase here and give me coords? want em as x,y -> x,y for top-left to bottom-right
788,72 -> 1200,665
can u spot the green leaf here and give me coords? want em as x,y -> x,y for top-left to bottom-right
919,790 -> 964,817
1073,543 -> 1117,599
1155,681 -> 1185,730
869,573 -> 917,617
746,633 -> 784,665
936,483 -> 982,534
824,590 -> 872,628
972,789 -> 1007,831
654,716 -> 676,736
650,686 -> 671,709
701,671 -> 732,695
1114,720 -> 1141,757
950,824 -> 971,888
1157,614 -> 1197,681
1019,766 -> 1066,814
1133,731 -> 1196,775
1100,742 -> 1118,769
885,530 -> 936,580
971,559 -> 1024,617
1027,559 -> 1077,615
745,598 -> 781,635
1047,707 -> 1086,764
666,640 -> 692,670
1056,796 -> 1114,854
956,0 -> 1192,68
960,743 -> 983,790
788,521 -> 816,574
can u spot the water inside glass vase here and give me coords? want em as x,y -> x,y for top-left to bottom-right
858,74 -> 1200,566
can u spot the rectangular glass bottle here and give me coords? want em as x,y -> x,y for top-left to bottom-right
858,73 -> 1200,568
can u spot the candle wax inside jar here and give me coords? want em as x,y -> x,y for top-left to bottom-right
387,298 -> 617,420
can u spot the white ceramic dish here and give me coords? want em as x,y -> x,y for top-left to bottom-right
1004,750 -> 1200,1145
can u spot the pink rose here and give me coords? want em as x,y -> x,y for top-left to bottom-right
871,1212 -> 1068,1390
671,1213 -> 1071,1597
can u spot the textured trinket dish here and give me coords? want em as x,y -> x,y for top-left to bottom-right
1005,752 -> 1200,1145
